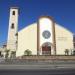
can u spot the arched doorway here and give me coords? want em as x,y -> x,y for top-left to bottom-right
42,42 -> 52,55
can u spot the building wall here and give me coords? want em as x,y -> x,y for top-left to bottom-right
16,23 -> 73,56
16,23 -> 37,56
55,24 -> 73,55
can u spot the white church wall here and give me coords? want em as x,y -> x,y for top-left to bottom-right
15,16 -> 73,57
16,23 -> 37,56
16,22 -> 73,56
55,24 -> 73,55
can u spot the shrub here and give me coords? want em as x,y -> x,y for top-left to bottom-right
24,49 -> 32,56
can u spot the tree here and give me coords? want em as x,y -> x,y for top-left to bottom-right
5,49 -> 10,59
65,49 -> 69,55
10,51 -> 16,58
73,49 -> 75,55
24,49 -> 32,56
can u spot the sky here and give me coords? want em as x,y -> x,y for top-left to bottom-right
0,0 -> 75,45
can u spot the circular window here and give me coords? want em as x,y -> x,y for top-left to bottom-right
42,30 -> 51,39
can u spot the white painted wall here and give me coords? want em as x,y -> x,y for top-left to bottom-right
16,23 -> 37,56
55,24 -> 73,55
16,22 -> 73,56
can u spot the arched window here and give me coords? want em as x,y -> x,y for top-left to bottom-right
12,11 -> 15,15
11,23 -> 14,29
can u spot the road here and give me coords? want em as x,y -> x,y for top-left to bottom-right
0,69 -> 75,75
0,64 -> 75,70
0,59 -> 75,75
0,63 -> 75,75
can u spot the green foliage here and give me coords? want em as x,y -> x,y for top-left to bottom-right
65,49 -> 69,55
72,49 -> 75,55
10,51 -> 16,58
5,49 -> 10,59
24,49 -> 32,56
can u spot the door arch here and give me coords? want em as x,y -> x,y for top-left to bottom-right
42,42 -> 52,55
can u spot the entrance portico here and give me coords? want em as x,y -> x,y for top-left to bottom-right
37,16 -> 56,55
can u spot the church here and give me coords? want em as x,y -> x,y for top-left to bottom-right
5,7 -> 74,57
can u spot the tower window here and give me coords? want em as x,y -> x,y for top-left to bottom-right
15,33 -> 18,36
12,11 -> 15,15
11,23 -> 14,29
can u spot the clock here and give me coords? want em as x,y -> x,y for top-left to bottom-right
42,30 -> 51,39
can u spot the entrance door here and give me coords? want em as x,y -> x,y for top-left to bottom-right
42,45 -> 51,55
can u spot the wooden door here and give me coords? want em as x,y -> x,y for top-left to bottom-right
42,46 -> 51,55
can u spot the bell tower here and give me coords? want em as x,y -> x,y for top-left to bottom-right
7,7 -> 18,57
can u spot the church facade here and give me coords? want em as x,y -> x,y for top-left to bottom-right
6,7 -> 74,57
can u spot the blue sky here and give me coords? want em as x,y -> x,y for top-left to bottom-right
0,0 -> 75,45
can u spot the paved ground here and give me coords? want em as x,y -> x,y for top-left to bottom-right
0,59 -> 75,75
0,69 -> 75,75
0,58 -> 75,70
0,64 -> 75,70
